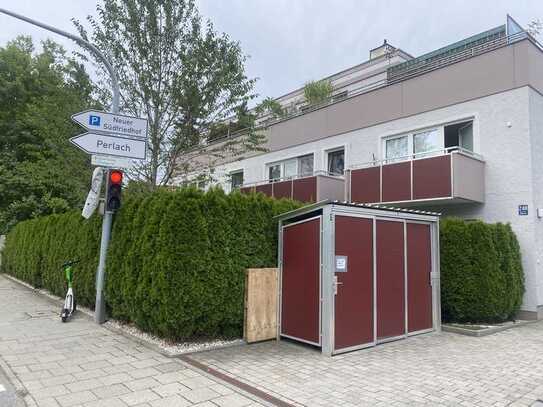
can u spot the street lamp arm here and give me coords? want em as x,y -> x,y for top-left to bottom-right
0,7 -> 120,113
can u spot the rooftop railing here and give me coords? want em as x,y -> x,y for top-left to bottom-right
203,31 -> 540,149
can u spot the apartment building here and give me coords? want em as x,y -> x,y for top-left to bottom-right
174,16 -> 543,319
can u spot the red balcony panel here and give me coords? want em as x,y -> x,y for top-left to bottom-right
413,155 -> 451,200
255,183 -> 273,197
239,186 -> 255,194
292,177 -> 317,202
350,167 -> 380,203
273,180 -> 293,199
382,162 -> 411,202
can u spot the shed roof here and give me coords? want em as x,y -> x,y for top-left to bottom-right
274,200 -> 441,221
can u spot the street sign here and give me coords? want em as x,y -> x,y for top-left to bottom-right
70,132 -> 146,160
91,154 -> 133,169
82,167 -> 104,219
71,110 -> 148,139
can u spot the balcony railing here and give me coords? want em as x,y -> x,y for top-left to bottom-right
239,171 -> 345,203
345,147 -> 485,205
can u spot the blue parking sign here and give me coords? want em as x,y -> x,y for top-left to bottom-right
89,115 -> 101,126
518,205 -> 528,216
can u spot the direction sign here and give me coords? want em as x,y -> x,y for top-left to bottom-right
71,110 -> 148,139
70,132 -> 146,160
91,154 -> 134,169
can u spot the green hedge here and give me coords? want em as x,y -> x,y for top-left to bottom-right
1,188 -> 299,340
440,218 -> 524,323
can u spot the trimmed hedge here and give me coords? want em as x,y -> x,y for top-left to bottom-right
440,218 -> 524,323
1,188 -> 299,340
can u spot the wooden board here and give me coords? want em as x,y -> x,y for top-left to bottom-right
244,268 -> 278,343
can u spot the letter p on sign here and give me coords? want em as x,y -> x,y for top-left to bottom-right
89,115 -> 101,126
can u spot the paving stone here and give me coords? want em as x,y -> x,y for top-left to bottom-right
91,383 -> 131,399
56,390 -> 98,406
212,393 -> 254,407
125,377 -> 161,391
120,389 -> 161,406
152,382 -> 191,397
183,387 -> 221,403
150,394 -> 192,407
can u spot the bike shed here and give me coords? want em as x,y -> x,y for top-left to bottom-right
276,200 -> 441,356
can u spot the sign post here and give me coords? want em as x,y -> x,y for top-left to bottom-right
0,8 -> 123,324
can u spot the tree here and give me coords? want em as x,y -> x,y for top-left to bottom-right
255,97 -> 286,120
0,36 -> 96,233
73,0 -> 266,188
304,80 -> 333,106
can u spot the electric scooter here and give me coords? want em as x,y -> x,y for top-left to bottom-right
60,260 -> 80,322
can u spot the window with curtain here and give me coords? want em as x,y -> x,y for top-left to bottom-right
328,149 -> 345,175
385,136 -> 408,161
230,171 -> 243,190
268,164 -> 281,181
299,154 -> 314,176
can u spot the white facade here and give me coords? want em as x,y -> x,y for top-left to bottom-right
205,86 -> 543,314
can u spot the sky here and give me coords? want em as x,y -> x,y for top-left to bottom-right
1,0 -> 542,103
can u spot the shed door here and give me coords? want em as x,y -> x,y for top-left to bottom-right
376,220 -> 406,340
407,223 -> 433,333
281,217 -> 321,345
334,216 -> 374,351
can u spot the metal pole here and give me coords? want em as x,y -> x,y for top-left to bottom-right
0,8 -> 119,324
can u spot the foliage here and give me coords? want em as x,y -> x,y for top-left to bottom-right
303,80 -> 333,106
73,0 -> 266,187
1,189 -> 300,340
255,97 -> 286,120
0,36 -> 96,233
440,218 -> 524,323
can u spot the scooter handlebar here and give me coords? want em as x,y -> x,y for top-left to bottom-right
62,259 -> 81,268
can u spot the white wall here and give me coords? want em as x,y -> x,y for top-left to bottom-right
203,86 -> 543,312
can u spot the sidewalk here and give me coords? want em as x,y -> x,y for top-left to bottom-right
0,274 -> 264,407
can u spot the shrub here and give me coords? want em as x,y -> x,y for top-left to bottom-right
440,218 -> 524,323
1,187 -> 299,340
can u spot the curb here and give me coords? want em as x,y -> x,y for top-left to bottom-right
442,319 -> 538,337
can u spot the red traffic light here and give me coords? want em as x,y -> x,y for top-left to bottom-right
109,170 -> 123,184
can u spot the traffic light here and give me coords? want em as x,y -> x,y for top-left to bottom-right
105,169 -> 123,212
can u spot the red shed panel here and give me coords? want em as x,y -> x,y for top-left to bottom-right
281,218 -> 321,344
376,220 -> 405,340
334,216 -> 374,350
412,155 -> 452,200
382,162 -> 411,202
273,180 -> 293,199
407,223 -> 433,333
350,167 -> 381,203
292,177 -> 317,202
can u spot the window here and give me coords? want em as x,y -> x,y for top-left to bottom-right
383,127 -> 443,162
444,120 -> 474,152
230,170 -> 244,190
327,149 -> 345,175
269,164 -> 281,181
267,154 -> 315,182
299,154 -> 314,176
413,128 -> 441,157
385,136 -> 409,161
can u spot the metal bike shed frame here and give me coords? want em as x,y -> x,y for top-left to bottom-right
276,200 -> 441,356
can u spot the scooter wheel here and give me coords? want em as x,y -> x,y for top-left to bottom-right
61,309 -> 68,323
